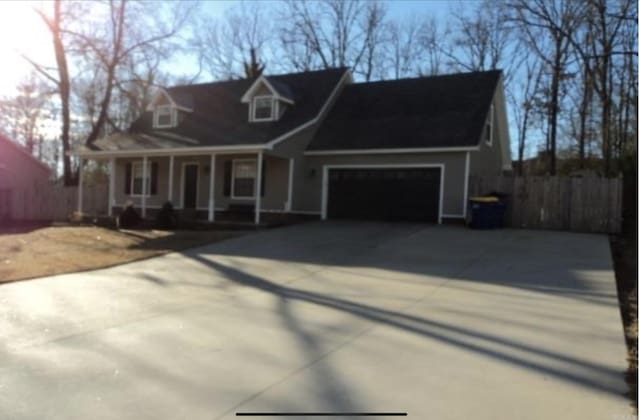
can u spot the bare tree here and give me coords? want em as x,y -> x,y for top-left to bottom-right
0,73 -> 53,158
509,58 -> 544,175
193,3 -> 272,80
278,0 -> 387,79
446,0 -> 512,73
508,0 -> 585,175
27,0 -> 195,184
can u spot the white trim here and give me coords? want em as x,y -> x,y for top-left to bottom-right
74,145 -> 265,158
77,157 -> 83,214
180,161 -> 200,209
442,213 -> 465,218
231,158 -> 258,200
141,157 -> 148,217
108,158 -> 115,216
266,69 -> 351,149
251,95 -> 276,122
321,163 -> 445,224
305,146 -> 479,156
463,151 -> 470,219
168,155 -> 174,203
241,75 -> 295,105
255,152 -> 263,225
153,104 -> 176,129
286,158 -> 294,212
208,154 -> 216,222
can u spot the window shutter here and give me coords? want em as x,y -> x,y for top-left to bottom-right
261,160 -> 266,197
223,160 -> 232,197
150,162 -> 158,195
125,163 -> 132,194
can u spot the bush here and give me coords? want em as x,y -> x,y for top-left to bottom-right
118,203 -> 141,229
155,201 -> 178,230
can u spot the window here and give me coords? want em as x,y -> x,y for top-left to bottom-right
154,105 -> 174,128
252,96 -> 275,121
485,104 -> 494,146
232,159 -> 257,198
132,162 -> 151,196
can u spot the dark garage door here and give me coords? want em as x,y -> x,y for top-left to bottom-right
327,167 -> 441,223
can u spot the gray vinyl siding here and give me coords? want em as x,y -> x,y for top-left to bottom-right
294,152 -> 468,216
470,77 -> 511,178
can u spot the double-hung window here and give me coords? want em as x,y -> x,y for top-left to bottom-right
154,105 -> 174,128
131,162 -> 151,196
252,96 -> 275,121
232,159 -> 257,199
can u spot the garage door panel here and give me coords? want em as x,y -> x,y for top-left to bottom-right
327,167 -> 440,223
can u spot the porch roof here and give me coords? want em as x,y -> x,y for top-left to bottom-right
75,131 -> 270,158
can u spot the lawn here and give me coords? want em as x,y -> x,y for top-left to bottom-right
0,224 -> 248,283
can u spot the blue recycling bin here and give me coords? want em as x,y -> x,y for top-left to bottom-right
468,196 -> 507,229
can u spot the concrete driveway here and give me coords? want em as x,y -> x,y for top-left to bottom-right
0,222 -> 629,419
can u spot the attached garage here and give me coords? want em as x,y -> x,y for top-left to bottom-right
322,165 -> 443,223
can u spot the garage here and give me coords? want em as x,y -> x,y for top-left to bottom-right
325,166 -> 442,223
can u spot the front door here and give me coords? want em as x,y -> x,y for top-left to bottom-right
183,164 -> 198,209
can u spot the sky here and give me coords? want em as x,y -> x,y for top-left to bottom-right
0,0 -> 460,96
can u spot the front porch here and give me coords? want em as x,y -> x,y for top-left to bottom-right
78,150 -> 297,226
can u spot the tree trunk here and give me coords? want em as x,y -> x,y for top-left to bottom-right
51,0 -> 74,185
547,36 -> 564,176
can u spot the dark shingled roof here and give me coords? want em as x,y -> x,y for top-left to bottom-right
307,70 -> 501,151
116,68 -> 347,150
266,77 -> 295,102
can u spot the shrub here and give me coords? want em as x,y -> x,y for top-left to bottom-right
118,203 -> 141,229
155,201 -> 178,230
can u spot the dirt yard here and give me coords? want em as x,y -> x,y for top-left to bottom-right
0,225 -> 248,283
610,234 -> 638,411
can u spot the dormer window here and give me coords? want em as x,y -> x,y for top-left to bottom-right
252,96 -> 275,122
242,76 -> 294,123
154,105 -> 176,128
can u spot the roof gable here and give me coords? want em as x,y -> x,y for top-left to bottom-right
240,75 -> 295,104
146,88 -> 193,112
0,133 -> 52,176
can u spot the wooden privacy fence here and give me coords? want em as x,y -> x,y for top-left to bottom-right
469,175 -> 623,233
3,183 -> 108,222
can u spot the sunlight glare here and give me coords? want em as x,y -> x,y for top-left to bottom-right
0,1 -> 54,95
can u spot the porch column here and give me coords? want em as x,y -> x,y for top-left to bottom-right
286,158 -> 294,212
208,153 -> 216,222
108,157 -> 115,216
141,156 -> 148,218
77,157 -> 84,214
168,155 -> 174,203
255,151 -> 263,225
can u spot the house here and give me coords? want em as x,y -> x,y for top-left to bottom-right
0,133 -> 52,221
74,68 -> 511,224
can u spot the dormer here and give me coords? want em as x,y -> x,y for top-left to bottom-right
146,88 -> 193,129
241,75 -> 294,123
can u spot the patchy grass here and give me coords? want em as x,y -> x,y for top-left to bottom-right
610,234 -> 638,411
0,225 -> 248,283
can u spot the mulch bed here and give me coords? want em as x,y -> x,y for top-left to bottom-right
610,234 -> 638,410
